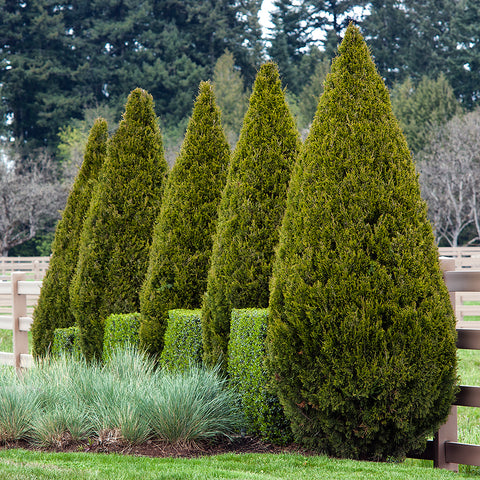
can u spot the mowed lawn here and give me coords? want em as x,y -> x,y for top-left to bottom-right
0,448 -> 477,480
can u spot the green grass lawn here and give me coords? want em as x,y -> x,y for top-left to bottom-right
0,449 -> 476,480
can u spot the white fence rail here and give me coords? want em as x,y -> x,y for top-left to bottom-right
0,256 -> 50,280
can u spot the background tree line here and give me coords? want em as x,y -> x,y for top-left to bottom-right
1,0 -> 480,253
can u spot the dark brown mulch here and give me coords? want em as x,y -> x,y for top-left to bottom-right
0,435 -> 316,459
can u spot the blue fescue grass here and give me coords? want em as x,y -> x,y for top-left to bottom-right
0,346 -> 243,447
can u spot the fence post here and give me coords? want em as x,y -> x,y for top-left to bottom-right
432,406 -> 458,471
33,260 -> 40,280
433,258 -> 459,471
12,271 -> 28,373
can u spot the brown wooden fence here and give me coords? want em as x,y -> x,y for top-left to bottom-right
407,258 -> 480,471
0,272 -> 40,370
437,248 -> 480,324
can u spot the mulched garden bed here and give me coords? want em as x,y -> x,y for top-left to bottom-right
0,435 -> 317,459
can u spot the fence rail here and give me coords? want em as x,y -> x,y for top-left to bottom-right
406,258 -> 480,471
0,256 -> 50,280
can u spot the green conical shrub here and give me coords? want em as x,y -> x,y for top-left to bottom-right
266,24 -> 457,461
139,81 -> 230,356
70,88 -> 168,361
202,62 -> 301,369
31,118 -> 108,358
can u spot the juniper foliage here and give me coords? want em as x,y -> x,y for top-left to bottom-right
139,81 -> 229,357
267,24 -> 457,460
202,62 -> 301,369
32,118 -> 108,358
70,89 -> 168,361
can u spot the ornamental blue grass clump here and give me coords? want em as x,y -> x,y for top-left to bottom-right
267,24 -> 457,460
228,309 -> 292,444
160,310 -> 203,372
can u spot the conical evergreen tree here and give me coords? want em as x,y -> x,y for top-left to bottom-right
139,81 -> 230,357
31,118 -> 108,358
267,24 -> 457,460
70,88 -> 168,361
202,62 -> 301,369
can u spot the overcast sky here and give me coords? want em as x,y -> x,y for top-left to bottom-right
259,0 -> 275,36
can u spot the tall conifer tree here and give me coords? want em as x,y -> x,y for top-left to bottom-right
139,81 -> 230,357
31,118 -> 108,358
267,24 -> 457,460
70,88 -> 168,361
202,62 -> 301,369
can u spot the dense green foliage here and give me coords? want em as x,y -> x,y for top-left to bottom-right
201,62 -> 301,369
139,82 -> 229,357
0,0 -> 262,155
31,119 -> 108,358
390,75 -> 461,153
228,309 -> 292,444
70,88 -> 168,361
103,313 -> 141,361
267,24 -> 457,460
160,310 -> 203,372
51,326 -> 81,358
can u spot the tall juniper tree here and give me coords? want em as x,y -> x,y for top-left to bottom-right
70,88 -> 168,361
267,24 -> 457,460
139,81 -> 230,357
201,62 -> 301,369
31,118 -> 108,358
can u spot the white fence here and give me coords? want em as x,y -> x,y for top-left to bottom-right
0,272 -> 41,370
0,256 -> 50,280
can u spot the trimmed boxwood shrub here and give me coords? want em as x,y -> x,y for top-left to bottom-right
70,88 -> 168,361
51,327 -> 81,358
103,313 -> 141,361
266,24 -> 457,460
139,81 -> 229,357
160,309 -> 202,372
228,309 -> 292,445
201,62 -> 301,370
32,118 -> 108,358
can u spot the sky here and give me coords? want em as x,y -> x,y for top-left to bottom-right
259,0 -> 275,36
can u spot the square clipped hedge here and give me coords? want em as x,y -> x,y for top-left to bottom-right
103,312 -> 141,361
160,309 -> 202,371
52,326 -> 81,358
227,308 -> 292,444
